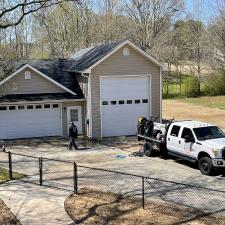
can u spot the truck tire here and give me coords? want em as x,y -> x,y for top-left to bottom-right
160,146 -> 168,159
144,142 -> 154,157
198,157 -> 215,176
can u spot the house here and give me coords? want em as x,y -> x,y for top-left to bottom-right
0,40 -> 164,140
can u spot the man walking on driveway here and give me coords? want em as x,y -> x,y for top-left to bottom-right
69,121 -> 78,150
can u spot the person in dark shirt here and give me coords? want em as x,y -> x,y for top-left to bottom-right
68,121 -> 78,150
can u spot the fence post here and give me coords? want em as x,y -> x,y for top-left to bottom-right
142,177 -> 145,209
39,157 -> 43,186
73,162 -> 78,193
8,151 -> 12,180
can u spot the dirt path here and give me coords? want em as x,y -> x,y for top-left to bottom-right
163,100 -> 225,131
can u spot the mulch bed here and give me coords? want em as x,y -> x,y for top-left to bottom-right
65,188 -> 225,225
0,199 -> 21,225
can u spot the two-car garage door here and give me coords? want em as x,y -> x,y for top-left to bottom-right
101,75 -> 150,137
0,103 -> 62,139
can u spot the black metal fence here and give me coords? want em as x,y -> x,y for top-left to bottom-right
3,151 -> 225,223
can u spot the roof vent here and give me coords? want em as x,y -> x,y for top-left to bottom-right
25,71 -> 31,80
123,47 -> 129,56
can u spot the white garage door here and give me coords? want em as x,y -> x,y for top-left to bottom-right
0,103 -> 62,139
101,75 -> 150,137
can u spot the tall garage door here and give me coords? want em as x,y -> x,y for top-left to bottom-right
101,76 -> 150,137
0,103 -> 62,139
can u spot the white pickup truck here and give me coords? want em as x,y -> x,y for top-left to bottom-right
137,119 -> 225,176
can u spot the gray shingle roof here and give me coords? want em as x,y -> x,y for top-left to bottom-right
0,59 -> 83,96
69,40 -> 125,72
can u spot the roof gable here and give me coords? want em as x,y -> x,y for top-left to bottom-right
0,64 -> 77,95
70,40 -> 124,72
69,40 -> 165,73
0,59 -> 84,96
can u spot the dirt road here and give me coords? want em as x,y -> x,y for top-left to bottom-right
163,99 -> 225,131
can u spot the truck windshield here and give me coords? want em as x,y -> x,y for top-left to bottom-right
193,126 -> 225,141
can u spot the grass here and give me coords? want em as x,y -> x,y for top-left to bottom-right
163,82 -> 208,99
0,167 -> 24,182
176,96 -> 225,109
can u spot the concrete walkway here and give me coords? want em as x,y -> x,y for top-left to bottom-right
0,180 -> 75,225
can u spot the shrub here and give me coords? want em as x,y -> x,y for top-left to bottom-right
183,76 -> 200,97
203,73 -> 225,96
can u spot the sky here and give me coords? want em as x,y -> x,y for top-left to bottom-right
184,0 -> 217,24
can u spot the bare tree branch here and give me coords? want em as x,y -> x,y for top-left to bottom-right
0,0 -> 79,29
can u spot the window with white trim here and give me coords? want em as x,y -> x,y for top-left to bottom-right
70,109 -> 78,122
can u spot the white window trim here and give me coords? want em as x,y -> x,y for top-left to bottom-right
0,64 -> 77,96
67,106 -> 83,134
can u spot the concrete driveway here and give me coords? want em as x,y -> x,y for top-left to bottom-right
1,137 -> 225,216
1,136 -> 225,190
0,180 -> 75,225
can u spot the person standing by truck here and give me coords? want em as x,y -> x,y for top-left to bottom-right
69,121 -> 78,150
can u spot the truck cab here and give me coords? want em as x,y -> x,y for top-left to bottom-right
166,121 -> 225,175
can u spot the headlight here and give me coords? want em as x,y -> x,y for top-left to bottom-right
212,149 -> 222,158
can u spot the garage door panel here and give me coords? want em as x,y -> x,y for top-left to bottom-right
101,76 -> 150,137
101,76 -> 149,100
102,104 -> 149,137
0,107 -> 62,139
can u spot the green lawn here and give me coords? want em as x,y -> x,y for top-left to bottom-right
177,96 -> 225,109
0,167 -> 23,182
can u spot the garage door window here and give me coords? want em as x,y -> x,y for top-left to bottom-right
35,105 -> 42,109
142,99 -> 148,103
135,100 -> 140,104
111,101 -> 117,105
119,100 -> 125,104
9,106 -> 16,110
102,101 -> 108,105
27,105 -> 33,110
52,104 -> 59,108
18,105 -> 25,110
44,104 -> 50,109
0,106 -> 7,111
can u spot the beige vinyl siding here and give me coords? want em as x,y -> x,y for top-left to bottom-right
0,67 -> 65,95
62,101 -> 86,136
90,44 -> 161,139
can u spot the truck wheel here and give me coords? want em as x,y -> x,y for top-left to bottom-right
144,142 -> 154,157
160,147 -> 168,159
221,169 -> 225,177
198,157 -> 215,176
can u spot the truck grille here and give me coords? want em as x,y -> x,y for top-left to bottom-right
222,148 -> 225,160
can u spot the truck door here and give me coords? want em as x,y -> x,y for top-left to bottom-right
180,127 -> 197,158
167,125 -> 181,153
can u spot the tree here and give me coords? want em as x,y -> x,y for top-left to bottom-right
0,0 -> 79,29
125,0 -> 183,57
209,0 -> 225,73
